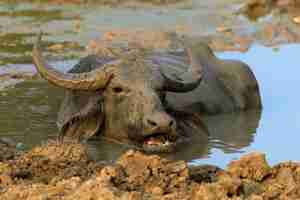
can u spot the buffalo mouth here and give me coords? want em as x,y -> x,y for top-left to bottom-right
140,132 -> 187,153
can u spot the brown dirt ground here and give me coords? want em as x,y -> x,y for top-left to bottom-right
1,140 -> 300,200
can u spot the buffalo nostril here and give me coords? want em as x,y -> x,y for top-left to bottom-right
169,120 -> 174,127
147,119 -> 157,127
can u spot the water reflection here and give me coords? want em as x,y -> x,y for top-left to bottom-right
217,44 -> 300,166
149,109 -> 258,161
205,110 -> 261,153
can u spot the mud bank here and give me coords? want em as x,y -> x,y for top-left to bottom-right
0,140 -> 300,200
240,0 -> 300,21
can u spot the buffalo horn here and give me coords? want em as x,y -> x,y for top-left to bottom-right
161,45 -> 203,93
32,32 -> 113,90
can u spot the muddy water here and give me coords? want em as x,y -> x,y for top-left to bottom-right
1,45 -> 299,167
0,0 -> 247,64
0,1 -> 299,167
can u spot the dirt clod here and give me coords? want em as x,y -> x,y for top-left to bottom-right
227,152 -> 270,181
1,142 -> 300,199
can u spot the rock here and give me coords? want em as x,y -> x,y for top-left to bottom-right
6,140 -> 96,185
151,186 -> 163,196
276,167 -> 295,186
0,143 -> 17,161
73,20 -> 81,33
63,150 -> 191,199
247,194 -> 264,200
241,0 -> 271,21
216,26 -> 232,33
97,164 -> 125,183
15,143 -> 25,151
191,172 -> 242,199
260,162 -> 300,199
48,43 -> 65,51
0,162 -> 10,174
1,144 -> 300,199
188,164 -> 223,183
246,0 -> 270,6
0,138 -> 17,147
227,152 -> 270,181
10,169 -> 32,179
293,16 -> 300,24
216,172 -> 243,196
191,183 -> 218,200
242,179 -> 263,197
0,174 -> 13,187
276,0 -> 300,7
116,150 -> 189,193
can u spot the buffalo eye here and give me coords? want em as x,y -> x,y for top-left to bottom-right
113,87 -> 123,93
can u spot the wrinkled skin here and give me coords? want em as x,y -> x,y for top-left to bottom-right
32,35 -> 261,153
56,53 -> 203,152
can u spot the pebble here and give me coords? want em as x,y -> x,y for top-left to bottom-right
216,26 -> 232,33
48,44 -> 64,51
293,16 -> 300,24
16,143 -> 25,151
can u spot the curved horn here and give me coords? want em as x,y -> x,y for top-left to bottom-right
32,32 -> 113,90
161,44 -> 203,93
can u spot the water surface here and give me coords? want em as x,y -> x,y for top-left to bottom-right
1,44 -> 299,167
213,44 -> 300,166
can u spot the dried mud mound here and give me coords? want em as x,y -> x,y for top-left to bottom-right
1,142 -> 300,199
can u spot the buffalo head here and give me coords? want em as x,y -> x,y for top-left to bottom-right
32,33 -> 203,152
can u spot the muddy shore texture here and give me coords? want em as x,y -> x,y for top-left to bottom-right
0,141 -> 300,200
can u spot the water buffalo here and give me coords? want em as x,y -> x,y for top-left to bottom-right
32,33 -> 261,152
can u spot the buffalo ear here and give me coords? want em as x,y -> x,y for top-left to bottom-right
57,90 -> 104,141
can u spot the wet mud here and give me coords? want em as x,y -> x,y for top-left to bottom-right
1,141 -> 300,200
